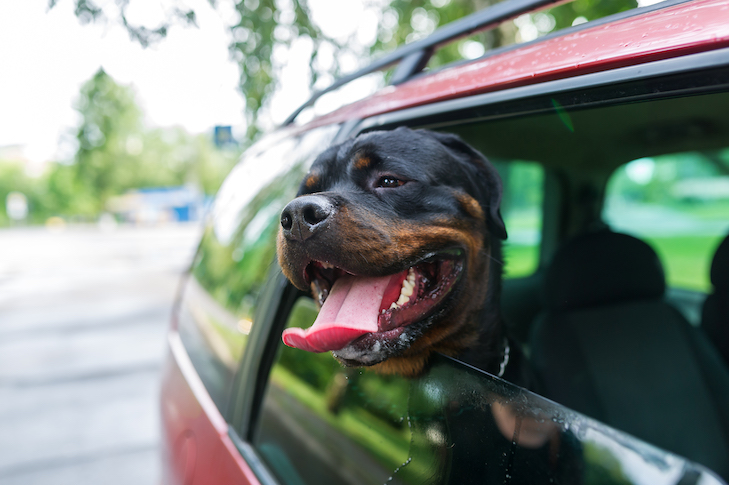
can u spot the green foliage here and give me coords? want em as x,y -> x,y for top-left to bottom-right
548,0 -> 637,29
45,163 -> 99,217
50,0 -> 197,47
371,0 -> 507,69
0,163 -> 48,224
583,442 -> 632,485
230,0 -> 326,139
609,151 -> 729,206
0,69 -> 239,226
605,151 -> 729,291
60,0 -> 644,141
76,70 -> 239,200
73,68 -> 144,213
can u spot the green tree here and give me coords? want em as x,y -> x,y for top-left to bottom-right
54,69 -> 238,219
56,0 -> 637,140
0,163 -> 48,225
73,68 -> 145,215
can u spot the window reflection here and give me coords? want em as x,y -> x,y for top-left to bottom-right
255,307 -> 722,485
255,296 -> 412,485
177,126 -> 339,411
408,356 -> 722,485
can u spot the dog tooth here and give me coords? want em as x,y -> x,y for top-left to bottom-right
401,284 -> 413,298
390,302 -> 399,310
396,294 -> 409,306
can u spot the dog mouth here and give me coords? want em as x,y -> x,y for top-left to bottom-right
281,249 -> 464,354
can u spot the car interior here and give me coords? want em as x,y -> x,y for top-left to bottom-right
703,234 -> 729,365
441,85 -> 729,476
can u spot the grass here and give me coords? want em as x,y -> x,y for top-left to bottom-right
644,234 -> 724,292
499,235 -> 723,292
503,243 -> 539,279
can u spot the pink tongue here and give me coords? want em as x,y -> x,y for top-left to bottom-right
282,274 -> 393,352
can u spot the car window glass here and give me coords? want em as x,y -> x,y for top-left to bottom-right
253,302 -> 722,485
177,125 -> 339,411
494,160 -> 544,279
604,150 -> 729,292
253,296 -> 412,485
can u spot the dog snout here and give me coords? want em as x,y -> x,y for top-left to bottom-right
280,195 -> 334,241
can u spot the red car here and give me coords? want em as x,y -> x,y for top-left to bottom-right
161,1 -> 729,483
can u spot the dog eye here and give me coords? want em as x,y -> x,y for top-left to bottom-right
376,176 -> 406,188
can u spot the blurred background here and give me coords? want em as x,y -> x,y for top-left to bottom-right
0,0 -> 653,483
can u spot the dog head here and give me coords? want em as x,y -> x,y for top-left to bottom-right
277,127 -> 506,376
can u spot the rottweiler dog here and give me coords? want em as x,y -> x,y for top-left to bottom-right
277,127 -> 510,378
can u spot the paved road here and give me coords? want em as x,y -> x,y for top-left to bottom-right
0,224 -> 201,485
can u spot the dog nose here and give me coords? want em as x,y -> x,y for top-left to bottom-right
280,195 -> 334,241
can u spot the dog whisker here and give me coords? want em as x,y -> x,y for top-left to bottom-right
487,254 -> 504,266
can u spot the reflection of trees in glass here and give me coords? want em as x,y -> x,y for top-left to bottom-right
279,298 -> 411,426
258,297 -> 413,476
583,442 -> 632,485
192,165 -> 306,316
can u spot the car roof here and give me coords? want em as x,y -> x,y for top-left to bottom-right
295,0 -> 729,131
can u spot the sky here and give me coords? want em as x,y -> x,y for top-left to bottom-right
0,0 -> 246,164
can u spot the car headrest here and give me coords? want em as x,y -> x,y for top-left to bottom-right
544,231 -> 665,312
711,234 -> 729,290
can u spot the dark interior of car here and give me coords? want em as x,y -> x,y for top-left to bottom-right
440,87 -> 729,477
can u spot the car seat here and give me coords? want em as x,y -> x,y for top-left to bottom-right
702,233 -> 729,366
528,230 -> 729,478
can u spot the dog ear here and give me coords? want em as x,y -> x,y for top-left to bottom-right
421,130 -> 508,240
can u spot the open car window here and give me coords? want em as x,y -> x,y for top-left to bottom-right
251,295 -> 723,485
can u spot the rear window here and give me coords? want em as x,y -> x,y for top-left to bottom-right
604,150 -> 729,292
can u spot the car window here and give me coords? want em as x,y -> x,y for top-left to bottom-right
604,150 -> 729,292
253,295 -> 412,484
252,296 -> 722,485
494,160 -> 544,279
176,125 -> 339,411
